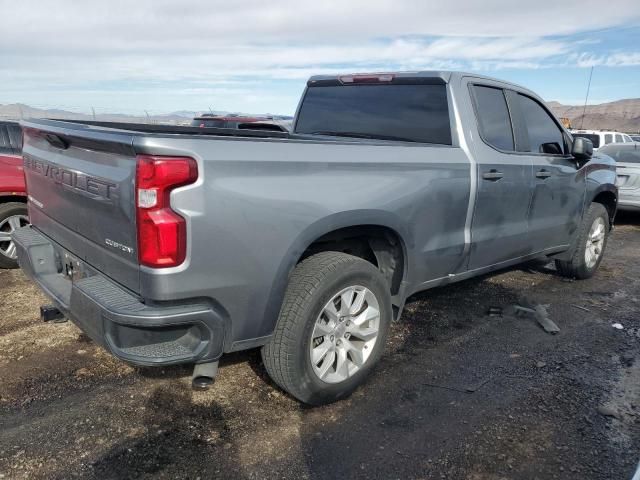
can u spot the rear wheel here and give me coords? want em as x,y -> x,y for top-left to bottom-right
262,252 -> 392,405
555,203 -> 610,279
0,202 -> 29,269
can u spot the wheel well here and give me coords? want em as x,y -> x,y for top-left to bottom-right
0,195 -> 27,205
592,191 -> 617,225
299,225 -> 405,295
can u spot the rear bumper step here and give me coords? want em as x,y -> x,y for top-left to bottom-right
13,226 -> 225,366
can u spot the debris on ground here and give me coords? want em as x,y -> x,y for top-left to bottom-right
509,304 -> 560,334
612,323 -> 624,330
465,376 -> 493,393
597,405 -> 620,418
571,304 -> 591,312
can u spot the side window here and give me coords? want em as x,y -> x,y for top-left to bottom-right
604,134 -> 613,144
472,85 -> 514,151
516,94 -> 564,154
615,134 -> 623,143
0,126 -> 12,154
624,135 -> 633,143
7,125 -> 22,152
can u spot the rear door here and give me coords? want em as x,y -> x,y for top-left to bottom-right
507,91 -> 585,251
21,121 -> 140,292
467,82 -> 534,270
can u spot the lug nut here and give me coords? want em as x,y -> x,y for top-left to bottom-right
330,335 -> 335,342
336,339 -> 342,346
345,320 -> 351,327
344,333 -> 351,339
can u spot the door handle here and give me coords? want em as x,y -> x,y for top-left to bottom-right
482,170 -> 504,181
536,169 -> 552,179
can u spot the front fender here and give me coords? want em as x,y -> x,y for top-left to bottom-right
552,157 -> 617,262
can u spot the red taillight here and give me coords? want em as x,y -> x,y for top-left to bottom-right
136,155 -> 198,268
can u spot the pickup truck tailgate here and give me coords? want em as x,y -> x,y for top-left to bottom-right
21,121 -> 140,293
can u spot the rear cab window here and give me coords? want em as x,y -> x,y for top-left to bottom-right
295,79 -> 452,145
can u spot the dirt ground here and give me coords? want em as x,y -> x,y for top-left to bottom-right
1,216 -> 639,480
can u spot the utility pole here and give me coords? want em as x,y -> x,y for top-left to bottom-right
579,66 -> 594,130
91,107 -> 96,121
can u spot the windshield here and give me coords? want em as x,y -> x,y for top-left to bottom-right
295,84 -> 452,145
572,133 -> 600,148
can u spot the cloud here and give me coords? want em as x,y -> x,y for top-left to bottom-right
575,52 -> 640,67
0,0 -> 638,113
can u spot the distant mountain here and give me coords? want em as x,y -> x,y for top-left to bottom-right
547,98 -> 640,133
0,103 -> 201,125
0,103 -> 290,125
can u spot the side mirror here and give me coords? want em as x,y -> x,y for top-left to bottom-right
572,137 -> 593,163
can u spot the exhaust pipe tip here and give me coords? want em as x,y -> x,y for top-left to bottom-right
191,361 -> 219,391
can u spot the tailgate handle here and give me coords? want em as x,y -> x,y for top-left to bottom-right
44,133 -> 69,150
536,169 -> 552,179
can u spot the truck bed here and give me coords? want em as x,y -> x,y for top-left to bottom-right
28,118 -> 292,140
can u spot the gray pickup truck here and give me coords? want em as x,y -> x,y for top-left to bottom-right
15,71 -> 617,405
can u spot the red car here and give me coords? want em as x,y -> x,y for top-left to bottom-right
0,121 -> 28,268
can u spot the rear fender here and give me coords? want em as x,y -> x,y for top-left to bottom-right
235,210 -> 409,351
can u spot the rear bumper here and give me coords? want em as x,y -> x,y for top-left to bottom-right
13,226 -> 225,366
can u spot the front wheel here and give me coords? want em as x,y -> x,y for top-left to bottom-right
555,203 -> 610,280
262,252 -> 392,405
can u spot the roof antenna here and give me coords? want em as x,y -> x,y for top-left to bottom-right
579,66 -> 594,130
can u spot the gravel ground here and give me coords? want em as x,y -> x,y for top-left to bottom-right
0,215 -> 639,480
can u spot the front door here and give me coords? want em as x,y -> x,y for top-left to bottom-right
506,91 -> 585,251
466,82 -> 534,270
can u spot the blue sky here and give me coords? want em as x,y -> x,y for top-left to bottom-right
1,0 -> 639,116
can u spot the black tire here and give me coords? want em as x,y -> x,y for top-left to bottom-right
0,202 -> 29,269
555,203 -> 610,280
261,252 -> 392,405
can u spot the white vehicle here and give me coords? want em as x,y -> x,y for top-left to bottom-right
599,142 -> 640,212
571,129 -> 634,151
